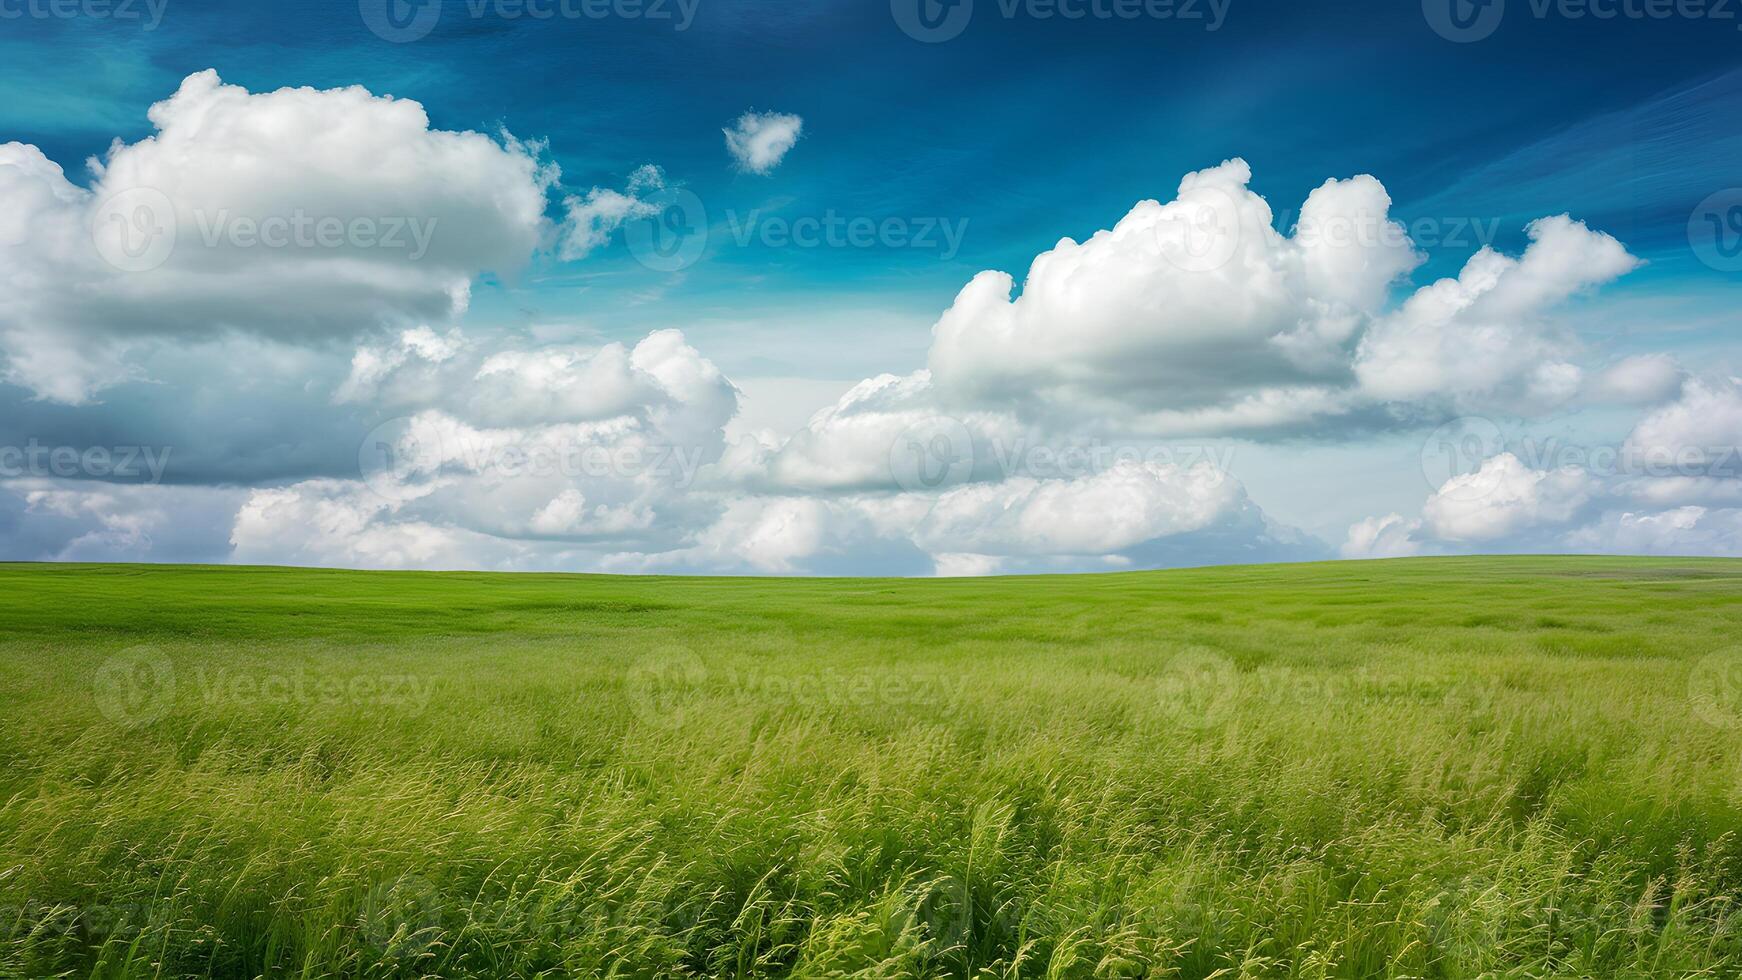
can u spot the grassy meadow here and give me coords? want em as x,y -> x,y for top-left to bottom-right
4,557 -> 1742,978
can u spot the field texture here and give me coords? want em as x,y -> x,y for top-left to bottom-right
4,557 -> 1742,978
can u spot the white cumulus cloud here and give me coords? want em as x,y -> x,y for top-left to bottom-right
1589,353 -> 1685,406
911,460 -> 1242,557
0,70 -> 555,403
723,111 -> 803,175
558,164 -> 665,260
1421,453 -> 1595,542
1341,513 -> 1423,559
1353,215 -> 1639,412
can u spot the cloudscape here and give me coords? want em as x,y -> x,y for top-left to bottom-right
1,0 -> 1739,575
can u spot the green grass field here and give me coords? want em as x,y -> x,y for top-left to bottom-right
4,557 -> 1742,978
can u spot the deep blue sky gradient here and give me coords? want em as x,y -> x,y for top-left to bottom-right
7,0 -> 1739,312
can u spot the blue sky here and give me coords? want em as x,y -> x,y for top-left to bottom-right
0,0 -> 1739,572
11,0 -> 1740,284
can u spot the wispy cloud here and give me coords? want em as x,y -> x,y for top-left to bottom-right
724,111 -> 803,175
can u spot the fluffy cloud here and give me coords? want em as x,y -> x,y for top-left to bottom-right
1353,215 -> 1639,412
229,476 -> 622,571
231,479 -> 476,570
933,552 -> 1005,578
1589,354 -> 1685,406
654,496 -> 842,573
1420,453 -> 1595,541
233,328 -> 741,569
1347,380 -> 1742,560
0,70 -> 554,402
909,460 -> 1240,557
334,325 -> 461,404
1341,513 -> 1422,559
558,164 -> 665,260
1602,378 -> 1742,510
925,160 -> 1417,432
1624,379 -> 1742,472
338,326 -> 738,438
919,159 -> 1639,437
727,370 -> 1026,493
1566,506 -> 1742,556
644,458 -> 1312,576
723,111 -> 803,174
